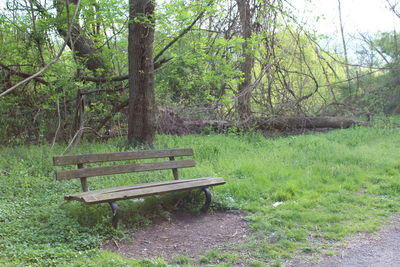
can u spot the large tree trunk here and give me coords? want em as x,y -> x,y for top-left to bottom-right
236,0 -> 254,121
127,0 -> 156,145
62,25 -> 105,72
53,0 -> 105,72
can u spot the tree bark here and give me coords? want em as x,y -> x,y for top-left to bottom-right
0,62 -> 49,85
252,116 -> 370,130
156,116 -> 369,135
127,0 -> 156,145
53,0 -> 105,72
236,0 -> 254,121
155,108 -> 369,135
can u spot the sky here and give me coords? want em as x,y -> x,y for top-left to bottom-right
1,0 -> 396,35
289,0 -> 399,57
291,0 -> 398,35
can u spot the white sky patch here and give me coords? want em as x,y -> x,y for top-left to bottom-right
291,0 -> 398,35
289,0 -> 399,60
1,0 -> 396,35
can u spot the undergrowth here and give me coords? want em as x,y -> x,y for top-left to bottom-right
1,125 -> 400,266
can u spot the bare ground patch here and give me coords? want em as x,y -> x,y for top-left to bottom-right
287,215 -> 400,267
103,211 -> 250,263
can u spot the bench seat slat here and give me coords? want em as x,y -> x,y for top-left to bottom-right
53,148 -> 193,166
69,178 -> 208,197
56,159 -> 195,180
65,177 -> 225,204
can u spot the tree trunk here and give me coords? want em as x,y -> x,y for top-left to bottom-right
53,0 -> 105,72
236,0 -> 254,121
337,0 -> 351,92
127,0 -> 156,145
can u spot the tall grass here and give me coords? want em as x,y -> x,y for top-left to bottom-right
0,126 -> 399,266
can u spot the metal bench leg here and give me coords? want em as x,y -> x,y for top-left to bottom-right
109,202 -> 119,228
201,187 -> 211,213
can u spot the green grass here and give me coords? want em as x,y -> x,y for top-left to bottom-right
1,125 -> 400,266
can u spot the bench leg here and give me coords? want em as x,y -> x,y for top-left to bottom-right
109,202 -> 119,228
201,187 -> 211,213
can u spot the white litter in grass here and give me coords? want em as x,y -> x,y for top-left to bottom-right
272,201 -> 283,208
131,198 -> 145,203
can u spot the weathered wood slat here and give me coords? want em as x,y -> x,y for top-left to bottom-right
53,148 -> 193,166
69,178 -> 209,197
56,159 -> 196,180
65,177 -> 225,204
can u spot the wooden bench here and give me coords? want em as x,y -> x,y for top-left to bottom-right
53,148 -> 225,227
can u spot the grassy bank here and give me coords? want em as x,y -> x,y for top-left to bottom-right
1,125 -> 400,266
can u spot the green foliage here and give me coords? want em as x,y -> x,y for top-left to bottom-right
199,250 -> 238,265
0,0 -> 129,144
1,126 -> 400,265
350,31 -> 400,115
0,0 -> 380,144
155,1 -> 242,107
171,254 -> 192,265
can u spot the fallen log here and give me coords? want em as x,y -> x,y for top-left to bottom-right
96,115 -> 370,140
156,114 -> 370,135
251,116 -> 370,131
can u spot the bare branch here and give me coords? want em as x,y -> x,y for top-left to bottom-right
386,0 -> 400,18
358,32 -> 390,64
0,62 -> 49,85
79,74 -> 129,83
78,57 -> 172,83
154,2 -> 212,63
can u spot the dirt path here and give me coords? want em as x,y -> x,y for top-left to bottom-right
289,215 -> 400,267
103,211 -> 249,263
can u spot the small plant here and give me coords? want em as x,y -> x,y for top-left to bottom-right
171,254 -> 192,265
199,250 -> 238,265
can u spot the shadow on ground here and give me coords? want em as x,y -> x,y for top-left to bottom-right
103,211 -> 250,264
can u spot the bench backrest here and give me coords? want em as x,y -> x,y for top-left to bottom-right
53,148 -> 195,192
